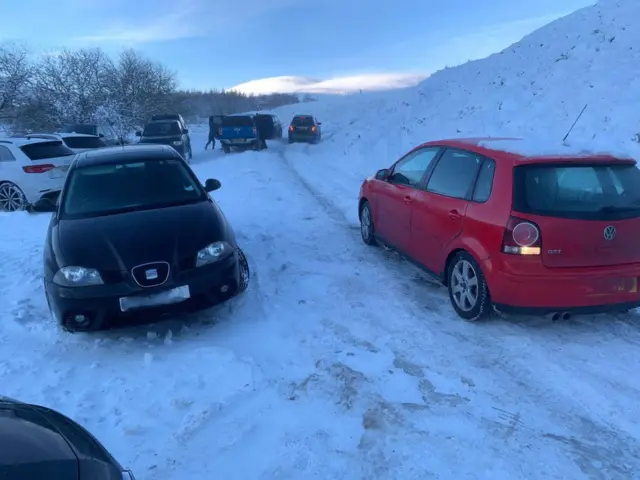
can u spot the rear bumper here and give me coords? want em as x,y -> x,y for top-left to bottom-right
485,256 -> 640,314
220,138 -> 257,145
288,133 -> 318,142
46,253 -> 240,330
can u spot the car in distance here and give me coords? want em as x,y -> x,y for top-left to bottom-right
288,115 -> 321,144
59,123 -> 123,146
358,137 -> 640,321
0,394 -> 136,479
33,144 -> 250,332
24,132 -> 107,153
135,120 -> 192,161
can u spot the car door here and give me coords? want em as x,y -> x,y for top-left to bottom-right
410,148 -> 484,273
372,146 -> 442,253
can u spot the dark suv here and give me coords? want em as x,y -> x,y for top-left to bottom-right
150,114 -> 191,154
135,120 -> 192,161
288,115 -> 321,144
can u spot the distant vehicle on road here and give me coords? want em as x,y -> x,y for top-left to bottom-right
358,137 -> 640,321
288,115 -> 322,144
0,137 -> 74,212
60,123 -> 122,146
33,144 -> 250,332
136,120 -> 192,161
25,132 -> 107,153
218,114 -> 262,153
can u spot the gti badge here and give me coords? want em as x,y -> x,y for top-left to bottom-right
145,269 -> 158,280
603,225 -> 616,241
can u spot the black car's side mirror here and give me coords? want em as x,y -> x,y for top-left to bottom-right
135,131 -> 141,137
98,133 -> 105,138
183,129 -> 189,134
204,178 -> 221,192
31,197 -> 57,213
375,168 -> 390,181
317,122 -> 322,125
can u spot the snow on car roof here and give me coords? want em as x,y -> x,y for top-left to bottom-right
477,137 -> 637,159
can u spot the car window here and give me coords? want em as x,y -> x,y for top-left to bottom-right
0,145 -> 15,161
513,163 -> 640,220
472,158 -> 496,202
60,124 -> 97,135
60,158 -> 206,219
426,148 -> 483,199
63,136 -> 106,149
20,141 -> 75,160
292,116 -> 314,126
142,122 -> 181,136
389,147 -> 440,187
222,116 -> 254,127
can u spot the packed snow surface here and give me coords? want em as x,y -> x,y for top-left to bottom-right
3,0 -> 640,478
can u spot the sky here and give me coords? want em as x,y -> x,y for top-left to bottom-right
2,0 -> 595,91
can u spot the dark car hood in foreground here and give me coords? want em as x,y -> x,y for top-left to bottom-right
54,201 -> 228,269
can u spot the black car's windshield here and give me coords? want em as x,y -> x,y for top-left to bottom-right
143,121 -> 181,137
60,158 -> 206,219
60,124 -> 97,135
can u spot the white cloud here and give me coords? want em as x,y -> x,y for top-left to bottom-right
230,73 -> 428,95
69,0 -> 299,45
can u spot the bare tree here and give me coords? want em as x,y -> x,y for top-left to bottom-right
0,42 -> 32,119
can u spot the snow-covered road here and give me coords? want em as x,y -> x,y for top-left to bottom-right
1,128 -> 640,479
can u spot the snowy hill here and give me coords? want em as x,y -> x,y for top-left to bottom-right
2,1 -> 640,479
267,0 -> 640,218
231,73 -> 427,95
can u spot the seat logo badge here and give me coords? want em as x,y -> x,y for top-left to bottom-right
603,225 -> 616,241
145,269 -> 159,280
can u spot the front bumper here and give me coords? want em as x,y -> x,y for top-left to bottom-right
46,253 -> 240,330
486,256 -> 640,315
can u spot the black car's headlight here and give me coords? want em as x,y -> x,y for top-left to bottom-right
53,266 -> 104,287
196,241 -> 231,267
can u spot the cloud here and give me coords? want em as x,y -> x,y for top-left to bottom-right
230,73 -> 428,95
69,0 -> 299,45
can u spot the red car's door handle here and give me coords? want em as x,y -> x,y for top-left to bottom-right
449,209 -> 461,219
403,195 -> 413,204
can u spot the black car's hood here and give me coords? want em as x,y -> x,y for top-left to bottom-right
54,201 -> 228,269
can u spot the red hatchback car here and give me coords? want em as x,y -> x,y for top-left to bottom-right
358,137 -> 640,321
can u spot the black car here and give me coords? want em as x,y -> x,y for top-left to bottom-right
255,114 -> 283,140
60,123 -> 123,146
31,144 -> 250,332
288,115 -> 322,144
0,395 -> 135,479
135,120 -> 192,161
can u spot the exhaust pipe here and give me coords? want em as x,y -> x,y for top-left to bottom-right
561,312 -> 572,321
546,312 -> 561,321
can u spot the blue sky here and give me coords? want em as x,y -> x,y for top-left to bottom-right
3,0 -> 594,90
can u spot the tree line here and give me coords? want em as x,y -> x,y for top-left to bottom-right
0,42 -> 301,135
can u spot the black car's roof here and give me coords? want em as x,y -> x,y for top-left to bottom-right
74,144 -> 180,168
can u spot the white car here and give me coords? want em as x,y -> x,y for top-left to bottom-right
26,132 -> 107,153
0,137 -> 75,212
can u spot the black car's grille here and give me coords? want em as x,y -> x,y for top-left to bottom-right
178,255 -> 195,272
131,262 -> 170,288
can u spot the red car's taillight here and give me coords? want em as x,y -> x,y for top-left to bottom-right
23,164 -> 55,173
501,216 -> 541,255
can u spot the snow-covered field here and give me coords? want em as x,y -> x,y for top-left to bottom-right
3,0 -> 640,478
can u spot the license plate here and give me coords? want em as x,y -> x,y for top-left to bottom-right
231,139 -> 245,144
119,285 -> 190,312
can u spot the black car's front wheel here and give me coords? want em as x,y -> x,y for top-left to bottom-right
235,247 -> 250,294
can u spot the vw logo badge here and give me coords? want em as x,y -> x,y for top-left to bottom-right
603,225 -> 616,241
